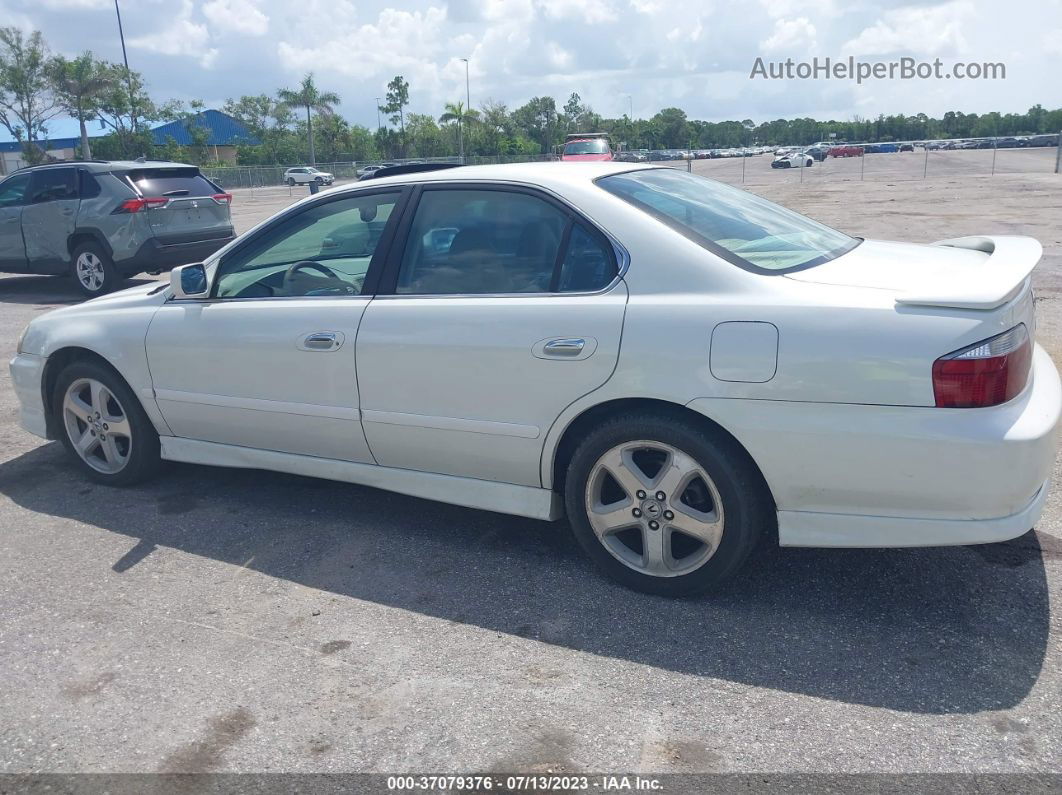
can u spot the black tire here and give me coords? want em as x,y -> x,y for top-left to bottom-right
563,410 -> 773,596
286,177 -> 296,186
315,177 -> 324,185
70,241 -> 122,298
53,359 -> 163,487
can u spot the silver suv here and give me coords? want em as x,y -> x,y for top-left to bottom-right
0,160 -> 235,296
284,167 -> 334,186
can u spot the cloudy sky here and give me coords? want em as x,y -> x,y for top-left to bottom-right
1,0 -> 1060,140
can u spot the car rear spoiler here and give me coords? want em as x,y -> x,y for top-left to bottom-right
895,235 -> 1042,310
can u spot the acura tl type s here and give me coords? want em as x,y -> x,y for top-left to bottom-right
10,163 -> 1060,596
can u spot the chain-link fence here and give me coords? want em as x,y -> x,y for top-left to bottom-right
202,154 -> 558,189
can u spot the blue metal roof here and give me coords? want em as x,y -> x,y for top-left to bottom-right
0,136 -> 82,153
150,109 -> 260,146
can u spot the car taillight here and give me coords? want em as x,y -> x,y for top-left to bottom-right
932,324 -> 1032,408
116,197 -> 167,213
212,193 -> 233,204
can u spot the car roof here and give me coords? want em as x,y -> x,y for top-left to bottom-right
358,161 -> 655,191
9,160 -> 198,175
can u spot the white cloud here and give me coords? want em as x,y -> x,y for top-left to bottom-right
128,0 -> 219,68
1044,28 -> 1062,55
842,1 -> 973,57
538,0 -> 615,25
38,0 -> 110,8
203,0 -> 270,36
760,17 -> 816,53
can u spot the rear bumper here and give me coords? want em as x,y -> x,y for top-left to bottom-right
115,231 -> 235,275
9,352 -> 48,439
687,344 -> 1061,547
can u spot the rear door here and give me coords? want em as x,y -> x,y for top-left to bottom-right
0,172 -> 30,271
22,167 -> 79,273
355,183 -> 628,488
124,166 -> 232,246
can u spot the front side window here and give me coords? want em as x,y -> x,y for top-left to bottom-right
395,189 -> 617,295
598,168 -> 857,272
0,173 -> 31,208
28,169 -> 77,203
214,192 -> 399,299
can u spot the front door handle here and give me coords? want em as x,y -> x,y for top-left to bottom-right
297,331 -> 344,351
543,338 -> 585,357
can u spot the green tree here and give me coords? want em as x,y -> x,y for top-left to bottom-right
277,73 -> 339,166
439,100 -> 478,159
47,51 -> 114,160
0,28 -> 61,163
93,66 -> 156,158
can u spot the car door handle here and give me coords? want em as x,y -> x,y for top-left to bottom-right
542,338 -> 585,357
298,331 -> 343,351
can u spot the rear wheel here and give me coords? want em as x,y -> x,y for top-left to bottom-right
564,412 -> 771,596
286,177 -> 296,186
54,360 -> 162,486
71,242 -> 121,297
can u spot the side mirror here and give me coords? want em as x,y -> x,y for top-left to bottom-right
170,262 -> 209,299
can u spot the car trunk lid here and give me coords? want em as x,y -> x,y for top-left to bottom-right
124,167 -> 233,244
785,236 -> 1042,310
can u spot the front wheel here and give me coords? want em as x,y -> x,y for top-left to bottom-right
564,412 -> 772,596
315,177 -> 324,185
54,360 -> 163,486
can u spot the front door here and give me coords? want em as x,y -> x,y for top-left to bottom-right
145,188 -> 406,462
22,167 -> 79,274
356,185 -> 628,487
0,172 -> 29,272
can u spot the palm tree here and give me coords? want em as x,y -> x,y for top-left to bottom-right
439,101 -> 479,161
47,52 -> 115,160
277,73 -> 340,166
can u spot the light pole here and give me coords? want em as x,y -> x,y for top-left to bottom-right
459,57 -> 470,163
113,0 -> 137,136
624,94 -> 633,120
374,97 -> 382,131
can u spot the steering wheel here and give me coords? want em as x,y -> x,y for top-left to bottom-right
283,260 -> 339,289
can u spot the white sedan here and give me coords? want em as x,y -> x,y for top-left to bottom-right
772,151 -> 815,168
9,163 -> 1060,596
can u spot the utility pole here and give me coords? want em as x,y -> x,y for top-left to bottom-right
375,98 -> 382,131
114,0 -> 138,136
460,58 -> 470,163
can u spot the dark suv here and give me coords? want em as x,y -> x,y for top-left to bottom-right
0,160 -> 235,296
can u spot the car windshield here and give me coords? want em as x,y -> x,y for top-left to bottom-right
598,168 -> 858,272
564,140 -> 609,155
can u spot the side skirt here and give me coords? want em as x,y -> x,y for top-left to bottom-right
159,437 -> 564,521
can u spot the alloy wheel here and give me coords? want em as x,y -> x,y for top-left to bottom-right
584,440 -> 724,577
62,378 -> 133,474
75,252 -> 105,292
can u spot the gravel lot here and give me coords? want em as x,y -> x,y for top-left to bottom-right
1,154 -> 1060,776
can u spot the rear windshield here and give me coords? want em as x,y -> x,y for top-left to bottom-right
123,167 -> 217,197
564,140 -> 609,155
597,168 -> 858,272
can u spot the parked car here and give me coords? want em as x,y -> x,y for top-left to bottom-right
1026,134 -> 1060,147
806,146 -> 829,161
561,135 -> 613,162
10,163 -> 1059,596
356,164 -> 385,179
899,143 -> 915,152
0,160 -> 234,296
284,167 -> 335,186
828,145 -> 864,158
771,152 -> 814,168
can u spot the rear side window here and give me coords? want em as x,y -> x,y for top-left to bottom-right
0,172 -> 31,207
123,167 -> 217,197
28,168 -> 77,203
395,188 -> 618,295
79,170 -> 102,199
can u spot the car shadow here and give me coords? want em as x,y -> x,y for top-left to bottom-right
0,275 -> 157,305
0,442 -> 1053,715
